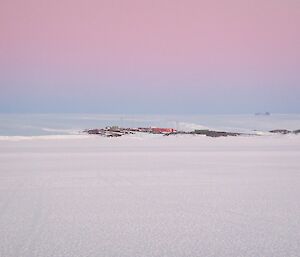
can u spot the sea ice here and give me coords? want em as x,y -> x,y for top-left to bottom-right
0,135 -> 299,257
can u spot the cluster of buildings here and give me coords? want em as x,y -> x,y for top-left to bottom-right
84,126 -> 177,137
131,127 -> 176,134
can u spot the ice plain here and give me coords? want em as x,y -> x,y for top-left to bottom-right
0,134 -> 300,257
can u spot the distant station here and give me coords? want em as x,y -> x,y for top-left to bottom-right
83,126 -> 250,138
84,126 -> 177,137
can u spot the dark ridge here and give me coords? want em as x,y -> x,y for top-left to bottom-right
269,129 -> 291,134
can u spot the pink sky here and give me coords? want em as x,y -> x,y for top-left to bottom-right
0,0 -> 299,113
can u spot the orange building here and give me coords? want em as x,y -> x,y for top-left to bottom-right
150,128 -> 176,133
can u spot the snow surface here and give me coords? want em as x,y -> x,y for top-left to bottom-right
0,135 -> 300,257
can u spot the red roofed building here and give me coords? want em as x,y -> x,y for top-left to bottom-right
150,128 -> 176,134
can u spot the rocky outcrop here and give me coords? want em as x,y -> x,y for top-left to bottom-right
269,129 -> 300,135
191,130 -> 241,137
269,129 -> 291,134
164,129 -> 243,137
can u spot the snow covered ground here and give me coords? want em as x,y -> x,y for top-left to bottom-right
0,134 -> 300,257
